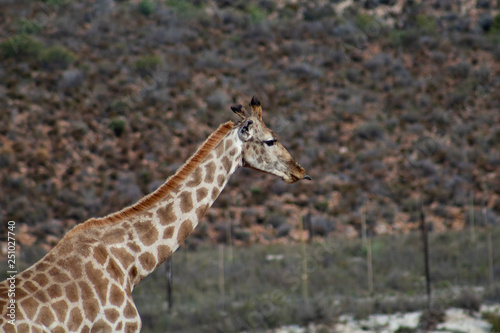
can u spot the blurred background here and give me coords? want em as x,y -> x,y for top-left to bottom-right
1,0 -> 500,331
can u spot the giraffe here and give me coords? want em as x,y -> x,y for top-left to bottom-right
0,97 -> 311,332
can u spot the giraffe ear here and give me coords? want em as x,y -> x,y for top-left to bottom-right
249,96 -> 262,121
238,119 -> 253,142
231,104 -> 246,120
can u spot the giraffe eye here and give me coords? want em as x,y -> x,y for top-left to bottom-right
263,139 -> 277,147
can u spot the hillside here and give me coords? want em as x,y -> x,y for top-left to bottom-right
1,0 -> 500,249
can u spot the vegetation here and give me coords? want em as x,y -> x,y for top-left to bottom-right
137,0 -> 155,16
0,35 -> 42,59
40,45 -> 75,70
2,0 -> 500,329
134,54 -> 162,77
483,311 -> 500,332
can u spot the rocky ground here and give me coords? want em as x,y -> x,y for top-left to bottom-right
271,305 -> 498,333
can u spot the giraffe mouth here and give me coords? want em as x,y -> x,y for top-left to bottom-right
289,173 -> 312,183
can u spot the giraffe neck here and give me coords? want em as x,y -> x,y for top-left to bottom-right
106,127 -> 242,288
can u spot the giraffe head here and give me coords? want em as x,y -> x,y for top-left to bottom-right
231,97 -> 311,184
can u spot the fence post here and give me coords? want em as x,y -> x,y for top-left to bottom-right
470,191 -> 476,243
362,204 -> 373,294
219,244 -> 225,305
488,231 -> 494,289
299,215 -> 309,303
367,237 -> 373,295
166,257 -> 173,312
420,209 -> 431,310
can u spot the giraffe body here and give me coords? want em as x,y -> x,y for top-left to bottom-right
0,98 -> 309,332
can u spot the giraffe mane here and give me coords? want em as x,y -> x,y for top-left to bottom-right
66,121 -> 234,236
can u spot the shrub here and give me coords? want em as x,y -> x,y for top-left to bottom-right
18,18 -> 42,35
134,54 -> 161,76
454,289 -> 482,312
41,45 -> 75,70
109,117 -> 127,137
165,0 -> 201,18
303,4 -> 335,22
138,0 -> 155,16
286,63 -> 322,81
395,327 -> 417,333
266,214 -> 287,229
418,308 -> 445,330
416,14 -> 438,35
354,121 -> 385,140
448,61 -> 471,79
247,4 -> 267,24
0,35 -> 42,59
482,311 -> 500,332
355,13 -> 379,35
490,13 -> 500,35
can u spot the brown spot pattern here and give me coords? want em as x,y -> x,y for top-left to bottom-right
124,300 -> 137,318
109,284 -> 125,306
139,252 -> 156,272
196,187 -> 208,202
85,262 -> 109,305
179,191 -> 193,213
222,156 -> 232,173
103,228 -> 126,244
67,307 -> 84,331
157,245 -> 172,261
106,258 -> 125,284
217,175 -> 225,187
204,161 -> 216,183
93,244 -> 108,266
23,280 -> 38,293
20,297 -> 38,320
4,324 -> 16,333
33,273 -> 49,287
212,187 -> 220,200
47,284 -> 62,298
37,306 -> 55,327
134,220 -> 158,246
125,322 -> 139,332
157,203 -> 176,226
225,138 -> 233,150
129,266 -> 138,283
17,324 -> 29,333
53,299 -> 69,322
34,263 -> 46,272
80,281 -> 99,321
186,167 -> 203,187
105,308 -> 120,323
127,242 -> 141,253
177,220 -> 193,244
163,226 -> 175,239
33,290 -> 49,303
215,141 -> 225,157
110,247 -> 135,269
195,204 -> 210,220
56,241 -> 74,257
91,319 -> 112,332
65,282 -> 79,303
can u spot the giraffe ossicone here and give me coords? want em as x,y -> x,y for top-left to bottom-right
0,97 -> 310,332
